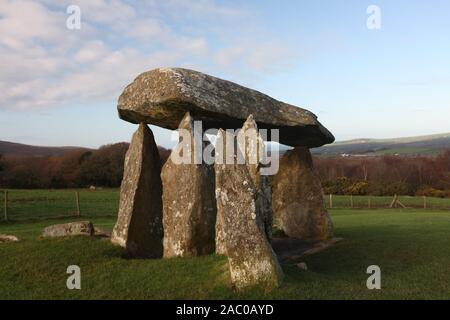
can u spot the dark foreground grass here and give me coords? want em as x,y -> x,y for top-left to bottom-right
1,209 -> 449,299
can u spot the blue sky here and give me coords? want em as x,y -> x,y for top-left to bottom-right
0,0 -> 449,148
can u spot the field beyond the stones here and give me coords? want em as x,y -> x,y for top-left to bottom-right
0,189 -> 450,299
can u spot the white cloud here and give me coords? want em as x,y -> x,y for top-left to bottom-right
0,0 -> 65,45
0,0 -> 295,111
156,0 -> 247,20
73,40 -> 109,63
215,41 -> 293,73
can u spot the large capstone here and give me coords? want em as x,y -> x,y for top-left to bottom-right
111,123 -> 163,258
236,115 -> 273,242
162,112 -> 216,257
117,68 -> 334,147
272,146 -> 333,240
215,129 -> 283,290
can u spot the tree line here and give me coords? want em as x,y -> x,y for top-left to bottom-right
313,150 -> 450,197
1,144 -> 449,197
0,143 -> 170,189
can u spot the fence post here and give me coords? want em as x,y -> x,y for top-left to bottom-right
350,195 -> 353,208
390,194 -> 406,209
423,196 -> 427,209
389,194 -> 398,208
4,190 -> 9,222
329,194 -> 333,209
75,191 -> 81,217
368,195 -> 371,209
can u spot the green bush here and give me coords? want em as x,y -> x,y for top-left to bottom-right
322,178 -> 418,196
416,186 -> 448,198
322,177 -> 352,195
345,181 -> 370,195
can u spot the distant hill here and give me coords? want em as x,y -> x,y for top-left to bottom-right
312,132 -> 450,156
2,132 -> 450,158
0,140 -> 92,158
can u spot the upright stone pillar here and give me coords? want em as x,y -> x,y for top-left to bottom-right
162,113 -> 216,257
215,129 -> 283,290
214,129 -> 233,256
237,114 -> 273,242
111,123 -> 163,258
272,146 -> 333,240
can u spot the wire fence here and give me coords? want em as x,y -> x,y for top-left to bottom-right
0,189 -> 449,222
324,194 -> 450,210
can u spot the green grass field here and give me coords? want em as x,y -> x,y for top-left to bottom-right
1,189 -> 448,222
0,189 -> 119,221
0,190 -> 450,299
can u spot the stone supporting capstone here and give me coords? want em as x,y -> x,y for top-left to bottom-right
215,129 -> 283,290
272,146 -> 333,240
214,129 -> 232,256
236,115 -> 273,242
162,112 -> 216,257
111,123 -> 163,258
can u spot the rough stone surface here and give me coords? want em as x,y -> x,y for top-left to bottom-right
42,221 -> 95,238
0,234 -> 19,243
117,68 -> 334,147
272,237 -> 343,261
162,113 -> 216,257
215,130 -> 283,290
94,228 -> 111,238
214,129 -> 233,256
111,123 -> 163,258
296,262 -> 308,271
272,147 -> 333,240
302,237 -> 343,256
236,115 -> 273,242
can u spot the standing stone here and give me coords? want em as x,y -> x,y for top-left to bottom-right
162,113 -> 216,257
214,129 -> 233,256
111,123 -> 163,258
236,115 -> 273,241
272,146 -> 333,240
215,129 -> 283,290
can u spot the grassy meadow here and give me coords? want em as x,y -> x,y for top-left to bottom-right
0,189 -> 448,222
0,189 -> 449,299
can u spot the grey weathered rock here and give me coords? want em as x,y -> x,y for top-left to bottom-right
296,262 -> 308,271
236,115 -> 273,241
215,130 -> 283,290
302,237 -> 343,256
162,113 -> 216,257
42,221 -> 94,238
0,234 -> 19,243
111,123 -> 163,258
214,129 -> 234,256
117,68 -> 334,147
272,237 -> 342,261
94,228 -> 111,238
272,147 -> 333,240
